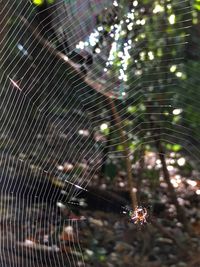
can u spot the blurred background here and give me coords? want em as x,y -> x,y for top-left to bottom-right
0,0 -> 200,266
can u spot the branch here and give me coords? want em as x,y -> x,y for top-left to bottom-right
19,16 -> 119,100
19,15 -> 138,209
148,117 -> 189,232
108,98 -> 138,210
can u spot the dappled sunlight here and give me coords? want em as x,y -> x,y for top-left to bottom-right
0,0 -> 200,266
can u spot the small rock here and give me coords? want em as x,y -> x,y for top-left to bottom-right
114,241 -> 134,253
153,246 -> 160,253
89,217 -> 104,227
110,252 -> 118,262
168,254 -> 177,260
177,263 -> 187,267
156,237 -> 173,244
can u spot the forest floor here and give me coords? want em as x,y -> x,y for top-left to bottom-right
0,152 -> 200,267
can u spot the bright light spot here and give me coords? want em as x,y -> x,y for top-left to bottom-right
119,70 -> 128,81
167,165 -> 174,171
196,189 -> 200,195
113,0 -> 118,6
167,4 -> 172,10
121,31 -> 126,36
17,43 -> 28,56
170,159 -> 175,164
187,179 -> 197,187
78,129 -> 89,136
95,48 -> 101,54
133,0 -> 138,7
127,22 -> 133,31
100,123 -> 108,131
177,158 -> 185,166
153,4 -> 164,13
9,78 -> 22,91
64,226 -> 73,234
170,65 -> 177,72
61,190 -> 67,195
127,12 -> 134,20
173,108 -> 182,115
176,72 -> 183,78
97,26 -> 103,31
171,178 -> 179,188
135,70 -> 142,76
124,75 -> 128,82
118,51 -> 123,57
156,159 -> 161,164
57,165 -> 64,171
88,31 -> 99,46
57,202 -> 65,208
136,19 -> 141,25
63,55 -> 68,62
148,51 -> 154,60
132,187 -> 137,193
108,41 -> 117,61
86,249 -> 94,256
168,14 -> 176,25
175,174 -> 181,182
170,152 -> 176,157
32,0 -> 43,5
119,182 -> 125,187
141,19 -> 145,25
25,239 -> 35,245
64,162 -> 74,171
140,51 -> 146,61
75,184 -> 83,190
77,41 -> 85,49
80,200 -> 86,207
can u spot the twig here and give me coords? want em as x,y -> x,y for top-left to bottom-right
19,16 -> 119,100
156,139 -> 189,231
146,107 -> 189,232
108,98 -> 138,210
19,15 -> 139,209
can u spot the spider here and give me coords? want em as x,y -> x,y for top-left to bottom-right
129,206 -> 148,225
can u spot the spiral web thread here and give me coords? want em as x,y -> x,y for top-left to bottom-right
0,0 -> 199,266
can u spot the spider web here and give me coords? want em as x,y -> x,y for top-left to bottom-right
0,0 -> 199,266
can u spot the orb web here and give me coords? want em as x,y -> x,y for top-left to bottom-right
0,0 -> 199,266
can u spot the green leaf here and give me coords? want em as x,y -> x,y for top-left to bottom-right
172,144 -> 182,152
117,144 -> 124,151
166,143 -> 172,150
99,255 -> 106,261
194,3 -> 200,11
127,105 -> 137,114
